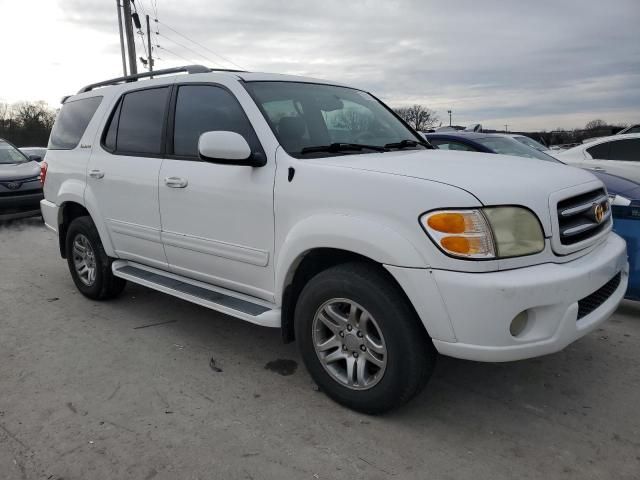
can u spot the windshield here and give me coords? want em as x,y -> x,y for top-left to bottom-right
244,81 -> 425,157
0,141 -> 30,164
514,135 -> 548,152
476,137 -> 560,163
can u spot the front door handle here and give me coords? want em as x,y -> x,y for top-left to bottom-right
591,167 -> 605,171
164,176 -> 188,188
88,169 -> 105,179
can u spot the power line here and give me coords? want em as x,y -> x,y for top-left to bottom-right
155,44 -> 196,64
130,0 -> 149,68
156,31 -> 225,67
155,19 -> 246,70
133,0 -> 148,18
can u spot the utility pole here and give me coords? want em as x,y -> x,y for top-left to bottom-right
122,0 -> 137,75
447,110 -> 452,127
116,1 -> 127,76
146,14 -> 153,77
504,124 -> 509,133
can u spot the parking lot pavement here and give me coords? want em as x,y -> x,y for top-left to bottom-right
0,218 -> 639,480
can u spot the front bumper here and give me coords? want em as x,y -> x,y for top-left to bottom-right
0,190 -> 44,220
387,233 -> 629,362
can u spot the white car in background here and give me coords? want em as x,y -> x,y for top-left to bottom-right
617,124 -> 640,135
555,133 -> 640,183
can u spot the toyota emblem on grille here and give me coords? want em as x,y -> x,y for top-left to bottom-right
6,181 -> 21,190
592,201 -> 609,223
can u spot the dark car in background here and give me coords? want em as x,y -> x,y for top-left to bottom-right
423,132 -> 640,204
0,138 -> 44,221
19,146 -> 47,162
423,131 -> 640,300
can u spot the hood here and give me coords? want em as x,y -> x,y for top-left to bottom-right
0,161 -> 40,181
309,149 -> 603,235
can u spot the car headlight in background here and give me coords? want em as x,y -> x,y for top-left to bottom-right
420,207 -> 545,259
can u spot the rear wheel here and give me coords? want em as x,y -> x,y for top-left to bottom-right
65,216 -> 126,300
295,262 -> 436,414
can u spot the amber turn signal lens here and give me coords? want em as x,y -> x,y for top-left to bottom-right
427,212 -> 466,233
440,236 -> 471,254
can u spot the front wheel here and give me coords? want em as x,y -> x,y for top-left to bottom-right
65,216 -> 126,300
294,262 -> 436,414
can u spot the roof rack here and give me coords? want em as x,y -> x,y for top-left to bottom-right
77,65 -> 246,94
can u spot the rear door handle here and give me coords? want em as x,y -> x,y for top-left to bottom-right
164,176 -> 188,188
591,167 -> 605,171
88,169 -> 105,179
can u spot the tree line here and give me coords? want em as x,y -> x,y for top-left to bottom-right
0,99 -> 630,149
0,101 -> 56,147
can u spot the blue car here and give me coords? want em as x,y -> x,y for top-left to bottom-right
423,132 -> 640,300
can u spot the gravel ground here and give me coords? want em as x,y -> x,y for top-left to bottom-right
1,217 -> 639,480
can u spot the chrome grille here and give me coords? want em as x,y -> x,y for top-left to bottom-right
556,188 -> 610,245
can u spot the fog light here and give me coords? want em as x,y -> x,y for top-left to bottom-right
510,311 -> 528,337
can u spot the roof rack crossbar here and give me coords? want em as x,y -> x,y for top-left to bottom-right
77,65 -> 245,93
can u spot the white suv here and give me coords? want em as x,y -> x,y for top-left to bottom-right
41,65 -> 629,413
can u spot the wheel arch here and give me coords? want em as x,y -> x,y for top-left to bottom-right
58,200 -> 115,258
278,244 -> 433,344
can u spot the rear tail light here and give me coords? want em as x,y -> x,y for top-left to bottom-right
39,161 -> 48,186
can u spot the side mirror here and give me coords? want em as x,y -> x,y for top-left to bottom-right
198,131 -> 265,167
29,154 -> 42,162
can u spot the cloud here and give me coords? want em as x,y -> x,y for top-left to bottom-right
6,0 -> 640,130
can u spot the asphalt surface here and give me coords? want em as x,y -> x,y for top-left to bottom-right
1,217 -> 639,480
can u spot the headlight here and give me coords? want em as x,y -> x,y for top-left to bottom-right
420,207 -> 544,259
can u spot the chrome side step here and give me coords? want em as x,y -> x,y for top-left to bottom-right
112,260 -> 281,328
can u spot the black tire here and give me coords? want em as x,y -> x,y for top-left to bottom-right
65,216 -> 126,300
294,262 -> 436,414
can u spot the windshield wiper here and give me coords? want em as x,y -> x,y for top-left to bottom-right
384,139 -> 432,150
300,143 -> 387,154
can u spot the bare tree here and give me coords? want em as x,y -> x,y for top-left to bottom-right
332,109 -> 372,132
12,101 -> 56,130
393,105 -> 439,131
584,119 -> 607,130
0,102 -> 9,122
0,100 -> 56,146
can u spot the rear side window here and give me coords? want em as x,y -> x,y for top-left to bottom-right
172,85 -> 261,157
48,96 -> 102,150
103,100 -> 122,151
608,138 -> 639,162
104,87 -> 170,155
586,141 -> 611,159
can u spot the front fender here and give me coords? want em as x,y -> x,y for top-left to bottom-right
275,213 -> 427,301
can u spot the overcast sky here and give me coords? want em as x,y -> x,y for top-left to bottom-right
1,0 -> 638,131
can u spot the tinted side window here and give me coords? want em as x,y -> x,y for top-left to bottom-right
586,141 -> 611,160
173,85 -> 261,157
116,87 -> 170,155
608,139 -> 639,162
430,139 -> 478,151
48,96 -> 102,150
103,99 -> 122,151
